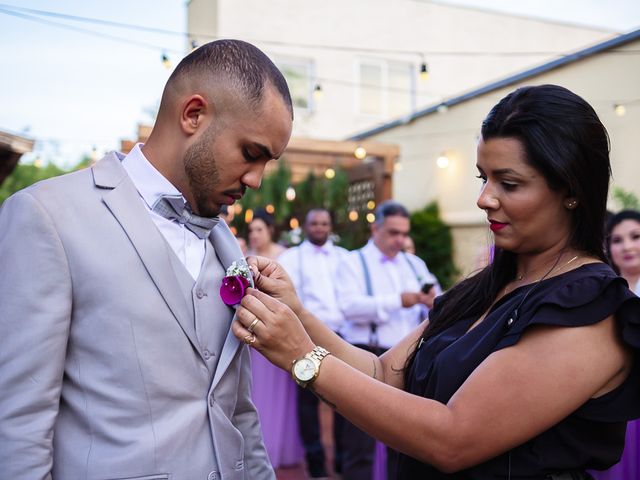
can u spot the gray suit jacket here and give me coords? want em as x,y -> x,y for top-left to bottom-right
0,153 -> 274,480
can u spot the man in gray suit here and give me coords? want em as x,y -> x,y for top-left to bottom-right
0,39 -> 292,479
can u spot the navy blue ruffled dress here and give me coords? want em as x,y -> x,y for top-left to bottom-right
398,263 -> 640,479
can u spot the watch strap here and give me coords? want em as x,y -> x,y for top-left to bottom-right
308,346 -> 330,363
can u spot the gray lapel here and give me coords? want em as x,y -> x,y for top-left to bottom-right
93,153 -> 204,362
210,220 -> 244,389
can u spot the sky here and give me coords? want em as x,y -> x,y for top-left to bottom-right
1,0 -> 639,168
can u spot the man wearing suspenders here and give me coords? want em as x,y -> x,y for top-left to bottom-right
279,209 -> 348,479
337,200 -> 441,480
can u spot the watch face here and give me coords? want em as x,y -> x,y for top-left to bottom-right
294,358 -> 316,382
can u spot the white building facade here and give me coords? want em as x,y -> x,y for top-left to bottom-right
187,0 -> 612,140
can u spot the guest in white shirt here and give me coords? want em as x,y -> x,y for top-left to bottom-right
279,209 -> 348,478
337,200 -> 441,480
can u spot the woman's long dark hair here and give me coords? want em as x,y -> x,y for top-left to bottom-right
405,85 -> 611,382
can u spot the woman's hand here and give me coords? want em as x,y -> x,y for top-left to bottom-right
232,288 -> 315,370
246,255 -> 304,315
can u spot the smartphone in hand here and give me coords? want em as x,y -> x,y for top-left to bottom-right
421,282 -> 435,294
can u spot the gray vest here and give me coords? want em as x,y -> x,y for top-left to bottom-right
167,240 -> 231,377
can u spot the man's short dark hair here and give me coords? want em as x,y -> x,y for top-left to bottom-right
168,39 -> 293,117
374,200 -> 409,226
305,208 -> 332,226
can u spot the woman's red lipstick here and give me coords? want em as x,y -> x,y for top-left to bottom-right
489,221 -> 507,232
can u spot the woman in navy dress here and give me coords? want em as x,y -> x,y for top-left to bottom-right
234,85 -> 640,479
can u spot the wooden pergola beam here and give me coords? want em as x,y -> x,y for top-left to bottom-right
0,131 -> 35,155
286,137 -> 400,158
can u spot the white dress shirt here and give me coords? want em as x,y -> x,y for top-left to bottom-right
337,240 -> 440,349
122,143 -> 206,280
279,240 -> 348,333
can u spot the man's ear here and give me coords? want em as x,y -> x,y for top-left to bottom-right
180,94 -> 208,135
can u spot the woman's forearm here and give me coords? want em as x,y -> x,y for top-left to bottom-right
298,307 -> 384,382
308,354 -> 456,470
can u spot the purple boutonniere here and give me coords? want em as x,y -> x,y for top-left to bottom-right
220,260 -> 254,306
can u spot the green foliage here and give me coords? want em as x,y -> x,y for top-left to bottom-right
612,187 -> 640,211
0,162 -> 66,203
0,155 -> 94,204
410,202 -> 457,289
232,162 -> 370,248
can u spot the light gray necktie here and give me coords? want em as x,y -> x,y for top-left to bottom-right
152,194 -> 219,239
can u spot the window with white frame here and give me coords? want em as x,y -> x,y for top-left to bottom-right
357,59 -> 415,117
274,56 -> 315,111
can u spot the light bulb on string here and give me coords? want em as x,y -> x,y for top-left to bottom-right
366,213 -> 376,223
325,168 -> 336,179
285,186 -> 296,201
244,209 -> 254,223
348,210 -> 359,222
290,218 -> 300,229
419,61 -> 429,81
313,84 -> 323,101
265,204 -> 275,214
354,146 -> 367,160
614,104 -> 626,116
161,52 -> 172,69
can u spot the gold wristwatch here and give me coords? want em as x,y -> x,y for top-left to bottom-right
291,346 -> 331,388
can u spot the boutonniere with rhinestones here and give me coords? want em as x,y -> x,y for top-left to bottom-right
220,260 -> 254,306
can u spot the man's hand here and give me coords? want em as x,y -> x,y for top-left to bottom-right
246,255 -> 304,315
401,288 -> 437,309
418,286 -> 437,309
401,292 -> 421,308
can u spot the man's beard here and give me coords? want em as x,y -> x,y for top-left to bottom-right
308,234 -> 329,246
183,127 -> 221,218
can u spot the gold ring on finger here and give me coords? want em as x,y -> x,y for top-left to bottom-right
247,318 -> 260,334
243,334 -> 256,345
